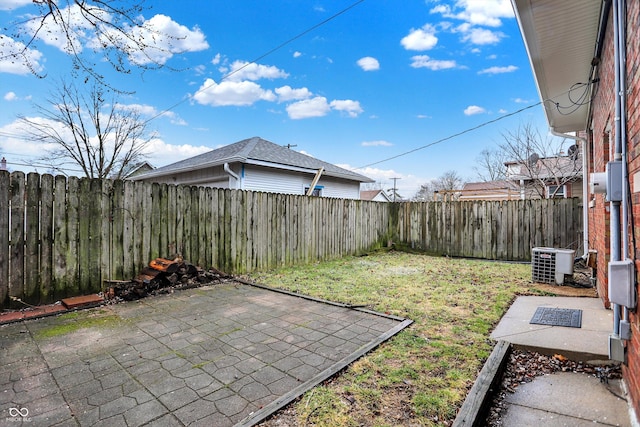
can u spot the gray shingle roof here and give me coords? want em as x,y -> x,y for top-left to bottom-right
134,137 -> 373,183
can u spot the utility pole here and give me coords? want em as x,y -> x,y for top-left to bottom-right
284,144 -> 298,149
390,177 -> 401,202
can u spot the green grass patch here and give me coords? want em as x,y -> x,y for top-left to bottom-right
249,250 -> 536,426
34,309 -> 123,339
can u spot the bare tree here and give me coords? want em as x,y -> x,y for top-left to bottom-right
413,170 -> 465,201
1,1 -> 190,84
499,123 -> 582,198
18,81 -> 151,179
473,148 -> 508,181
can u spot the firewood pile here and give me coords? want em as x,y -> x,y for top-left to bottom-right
104,257 -> 231,302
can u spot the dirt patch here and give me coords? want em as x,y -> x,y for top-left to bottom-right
530,283 -> 597,297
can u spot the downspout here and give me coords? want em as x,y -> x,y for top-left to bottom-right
550,130 -> 588,258
223,163 -> 239,189
615,0 -> 631,335
609,0 -> 630,358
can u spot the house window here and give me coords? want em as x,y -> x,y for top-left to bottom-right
304,186 -> 322,197
546,185 -> 566,198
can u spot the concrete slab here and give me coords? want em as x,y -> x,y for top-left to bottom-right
0,281 -> 410,426
501,372 -> 630,426
490,296 -> 611,362
486,295 -> 637,427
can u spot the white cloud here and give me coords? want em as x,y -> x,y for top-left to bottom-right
21,4 -> 96,54
0,0 -> 30,10
0,35 -> 45,75
0,117 -> 71,158
143,138 -> 210,164
401,24 -> 438,51
193,78 -> 276,107
464,105 -> 486,115
330,100 -> 363,118
361,140 -> 393,147
461,27 -> 503,45
116,14 -> 209,66
410,55 -> 457,70
19,5 -> 208,66
293,51 -> 302,58
357,56 -> 380,71
431,0 -> 514,27
286,96 -> 331,119
275,85 -> 312,102
478,65 -> 517,74
223,60 -> 289,81
4,92 -> 17,101
341,165 -> 426,198
211,53 -> 222,65
286,97 -> 363,120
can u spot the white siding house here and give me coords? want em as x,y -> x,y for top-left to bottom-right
131,137 -> 373,199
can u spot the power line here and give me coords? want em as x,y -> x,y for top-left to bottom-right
143,0 -> 368,126
355,81 -> 595,171
356,102 -> 543,170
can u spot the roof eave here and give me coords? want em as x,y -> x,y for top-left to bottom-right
511,0 -> 603,133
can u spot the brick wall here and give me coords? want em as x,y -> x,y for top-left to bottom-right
588,0 -> 640,417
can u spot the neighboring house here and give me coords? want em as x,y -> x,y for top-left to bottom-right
504,153 -> 584,199
461,153 -> 583,201
360,189 -> 393,202
513,0 -> 640,420
132,136 -> 373,199
459,180 -> 520,201
122,161 -> 154,179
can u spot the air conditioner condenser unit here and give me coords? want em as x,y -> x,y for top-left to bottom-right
531,247 -> 575,285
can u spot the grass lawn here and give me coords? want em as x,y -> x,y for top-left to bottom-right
248,250 -> 546,426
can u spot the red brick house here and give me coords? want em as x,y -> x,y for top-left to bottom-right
512,0 -> 639,420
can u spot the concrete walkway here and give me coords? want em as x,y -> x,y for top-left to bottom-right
491,296 -> 636,426
0,281 -> 410,426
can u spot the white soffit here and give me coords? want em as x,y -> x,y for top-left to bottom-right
511,0 -> 603,133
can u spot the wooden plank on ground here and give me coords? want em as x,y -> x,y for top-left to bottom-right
452,340 -> 511,427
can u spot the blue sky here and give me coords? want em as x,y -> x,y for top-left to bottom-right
0,0 -> 552,197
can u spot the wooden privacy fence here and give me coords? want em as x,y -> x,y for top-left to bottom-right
0,172 -> 582,308
393,198 -> 583,260
0,171 -> 391,308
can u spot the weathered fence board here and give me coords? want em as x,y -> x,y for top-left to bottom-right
9,172 -> 25,303
0,172 -> 583,308
0,171 -> 9,303
394,198 -> 582,261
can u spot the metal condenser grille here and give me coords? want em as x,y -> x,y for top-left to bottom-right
532,249 -> 556,284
